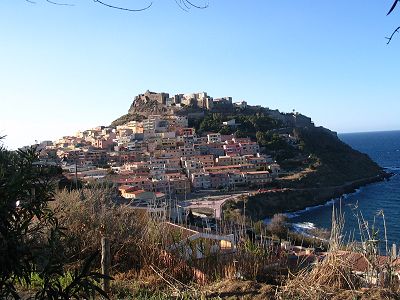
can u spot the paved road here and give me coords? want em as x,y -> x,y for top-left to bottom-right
179,192 -> 249,219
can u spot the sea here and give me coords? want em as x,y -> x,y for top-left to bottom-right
289,130 -> 400,250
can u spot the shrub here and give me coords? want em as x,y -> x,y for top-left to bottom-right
0,144 -> 108,299
267,214 -> 289,241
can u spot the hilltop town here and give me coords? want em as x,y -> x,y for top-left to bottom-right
34,91 -> 311,202
6,91 -> 395,299
32,90 -> 386,222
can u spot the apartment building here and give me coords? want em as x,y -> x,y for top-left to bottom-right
243,171 -> 272,185
191,172 -> 211,189
207,133 -> 221,144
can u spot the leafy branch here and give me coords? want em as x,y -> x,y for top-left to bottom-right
386,0 -> 400,44
23,0 -> 209,12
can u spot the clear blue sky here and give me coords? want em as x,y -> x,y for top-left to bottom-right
1,0 -> 399,149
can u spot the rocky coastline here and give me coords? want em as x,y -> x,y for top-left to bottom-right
227,171 -> 392,221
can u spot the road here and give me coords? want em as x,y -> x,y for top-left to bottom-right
179,192 -> 249,219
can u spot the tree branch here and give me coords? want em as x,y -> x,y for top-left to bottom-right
22,0 -> 209,12
93,0 -> 153,12
181,0 -> 190,10
174,0 -> 189,12
184,0 -> 208,9
386,26 -> 400,44
386,1 -> 400,44
387,0 -> 399,15
46,0 -> 74,6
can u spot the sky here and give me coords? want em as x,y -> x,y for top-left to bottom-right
1,0 -> 399,149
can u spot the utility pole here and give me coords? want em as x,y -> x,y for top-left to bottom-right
184,180 -> 187,201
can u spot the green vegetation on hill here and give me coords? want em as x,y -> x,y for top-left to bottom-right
223,126 -> 386,221
111,113 -> 144,127
193,111 -> 283,138
291,127 -> 383,187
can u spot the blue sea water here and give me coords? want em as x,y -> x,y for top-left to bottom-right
290,130 -> 400,249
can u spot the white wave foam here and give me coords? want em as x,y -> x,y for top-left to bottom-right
285,212 -> 300,218
293,222 -> 316,231
385,166 -> 400,171
291,222 -> 317,238
292,222 -> 329,241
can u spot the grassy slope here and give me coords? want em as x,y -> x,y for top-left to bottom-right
292,126 -> 383,187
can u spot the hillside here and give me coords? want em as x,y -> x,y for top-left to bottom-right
114,91 -> 384,183
290,126 -> 384,187
12,91 -> 395,299
128,95 -> 170,116
223,126 -> 388,220
110,90 -> 388,221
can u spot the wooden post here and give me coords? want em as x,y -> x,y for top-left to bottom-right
101,236 -> 111,293
392,243 -> 397,259
75,158 -> 78,190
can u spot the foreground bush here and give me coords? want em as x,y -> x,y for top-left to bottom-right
0,144 -> 108,299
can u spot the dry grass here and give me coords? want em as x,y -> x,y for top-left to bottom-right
277,204 -> 400,299
53,187 -> 282,284
204,279 -> 277,299
51,188 -> 400,299
278,253 -> 363,300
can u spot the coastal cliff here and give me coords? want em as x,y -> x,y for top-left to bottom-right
225,175 -> 388,221
223,126 -> 388,221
